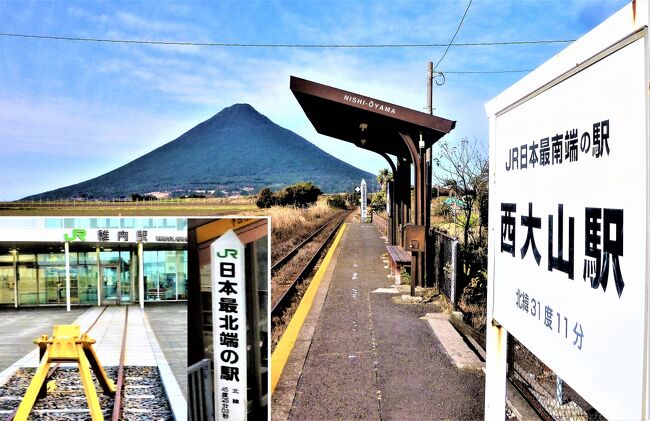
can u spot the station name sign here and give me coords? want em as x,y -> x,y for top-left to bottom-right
486,12 -> 647,420
211,230 -> 247,421
0,227 -> 187,244
343,94 -> 396,115
62,229 -> 187,243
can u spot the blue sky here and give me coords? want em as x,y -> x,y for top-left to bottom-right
0,0 -> 629,200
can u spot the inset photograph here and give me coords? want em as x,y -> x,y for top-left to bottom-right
0,217 -> 187,420
187,218 -> 269,421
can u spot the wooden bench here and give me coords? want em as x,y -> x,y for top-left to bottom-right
386,245 -> 411,284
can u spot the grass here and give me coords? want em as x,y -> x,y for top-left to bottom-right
0,197 -> 258,216
457,299 -> 487,332
260,200 -> 342,262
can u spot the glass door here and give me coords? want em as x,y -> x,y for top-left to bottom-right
101,266 -> 120,304
120,259 -> 132,304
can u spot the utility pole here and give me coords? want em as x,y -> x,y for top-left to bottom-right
425,62 -> 433,287
427,62 -> 433,115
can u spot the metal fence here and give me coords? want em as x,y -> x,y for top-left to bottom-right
429,230 -> 458,306
188,359 -> 215,421
508,337 -> 605,421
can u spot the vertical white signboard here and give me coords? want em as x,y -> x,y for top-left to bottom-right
486,4 -> 649,419
360,179 -> 367,222
386,182 -> 391,216
211,230 -> 247,421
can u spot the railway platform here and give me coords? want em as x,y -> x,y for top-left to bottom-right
272,221 -> 485,420
0,304 -> 187,420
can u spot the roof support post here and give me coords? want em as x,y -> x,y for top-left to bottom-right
378,152 -> 397,245
399,132 -> 425,295
425,147 -> 433,287
395,158 -> 411,247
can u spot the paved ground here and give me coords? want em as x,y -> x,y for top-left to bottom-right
278,222 -> 485,420
0,303 -> 188,419
0,307 -> 88,373
145,302 -> 188,399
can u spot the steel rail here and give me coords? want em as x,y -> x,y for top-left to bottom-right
449,310 -> 555,420
271,213 -> 347,320
271,211 -> 349,272
508,375 -> 554,421
84,305 -> 109,334
111,306 -> 129,421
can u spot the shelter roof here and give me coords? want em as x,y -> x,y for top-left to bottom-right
290,76 -> 456,159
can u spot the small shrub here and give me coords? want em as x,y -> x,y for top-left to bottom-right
275,182 -> 322,207
458,270 -> 487,331
327,194 -> 347,209
433,200 -> 452,219
400,268 -> 411,284
256,187 -> 275,208
369,190 -> 386,212
131,193 -> 157,201
256,182 -> 322,208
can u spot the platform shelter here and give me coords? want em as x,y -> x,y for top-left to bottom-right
290,76 -> 455,292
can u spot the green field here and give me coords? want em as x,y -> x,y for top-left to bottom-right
0,198 -> 259,216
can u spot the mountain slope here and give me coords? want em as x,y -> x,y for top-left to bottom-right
24,104 -> 378,199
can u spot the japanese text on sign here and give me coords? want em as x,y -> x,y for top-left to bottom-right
515,288 -> 584,350
505,120 -> 611,172
211,230 -> 247,421
501,202 -> 624,297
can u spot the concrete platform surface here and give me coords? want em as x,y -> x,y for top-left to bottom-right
145,302 -> 188,400
424,313 -> 484,371
0,307 -> 88,374
273,222 -> 485,420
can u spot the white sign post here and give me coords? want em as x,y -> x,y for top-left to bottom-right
386,182 -> 391,216
485,3 -> 649,419
360,179 -> 367,222
211,229 -> 247,421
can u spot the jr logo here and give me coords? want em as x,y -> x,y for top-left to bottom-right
63,229 -> 86,242
217,248 -> 238,258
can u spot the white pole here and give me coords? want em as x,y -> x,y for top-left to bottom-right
96,247 -> 101,306
176,253 -> 180,301
131,250 -> 136,304
484,318 -> 507,419
485,200 -> 507,419
138,242 -> 144,309
12,250 -> 17,308
65,241 -> 71,312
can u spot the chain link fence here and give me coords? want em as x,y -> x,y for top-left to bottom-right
429,229 -> 458,306
508,336 -> 606,420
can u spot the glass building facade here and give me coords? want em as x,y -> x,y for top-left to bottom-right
0,218 -> 188,307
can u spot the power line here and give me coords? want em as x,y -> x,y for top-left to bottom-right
433,0 -> 473,70
0,32 -> 575,48
441,69 -> 532,74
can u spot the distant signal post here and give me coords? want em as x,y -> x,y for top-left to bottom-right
360,179 -> 368,222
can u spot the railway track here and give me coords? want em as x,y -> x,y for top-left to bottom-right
0,306 -> 172,421
271,210 -> 351,338
271,212 -> 345,273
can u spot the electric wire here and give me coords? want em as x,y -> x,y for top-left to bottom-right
440,69 -> 533,74
0,31 -> 575,48
433,0 -> 473,71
